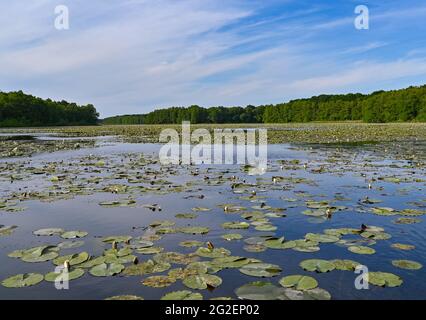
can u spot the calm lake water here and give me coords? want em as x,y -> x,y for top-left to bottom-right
0,135 -> 425,300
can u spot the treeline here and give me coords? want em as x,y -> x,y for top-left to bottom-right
103,85 -> 426,124
0,91 -> 99,127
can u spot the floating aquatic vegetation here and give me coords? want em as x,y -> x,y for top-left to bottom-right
348,246 -> 376,255
179,240 -> 204,248
239,263 -> 282,277
45,268 -> 85,282
305,233 -> 340,243
330,259 -> 361,271
279,275 -> 318,291
195,247 -> 231,259
183,274 -> 222,290
0,225 -> 17,236
154,252 -> 199,265
393,217 -> 421,224
178,226 -> 210,235
102,235 -> 132,243
392,260 -> 423,270
61,231 -> 88,239
142,275 -> 176,288
367,272 -> 403,287
161,290 -> 203,300
123,260 -> 170,276
89,263 -> 124,277
222,221 -> 250,229
2,273 -> 44,288
300,259 -> 335,273
390,243 -> 415,251
9,245 -> 59,263
53,252 -> 90,266
175,213 -> 197,219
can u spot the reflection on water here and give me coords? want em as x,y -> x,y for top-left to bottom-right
0,135 -> 425,300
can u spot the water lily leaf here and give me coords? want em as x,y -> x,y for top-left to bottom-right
300,259 -> 335,273
123,260 -> 170,276
393,217 -> 421,224
161,290 -> 203,300
106,295 -> 144,300
183,274 -> 222,290
179,240 -> 204,248
78,256 -> 106,268
142,275 -> 176,288
367,272 -> 403,287
175,213 -> 198,219
254,224 -> 277,232
179,226 -> 210,235
360,231 -> 391,240
2,273 -> 44,288
195,247 -> 231,258
244,244 -> 267,252
154,252 -> 199,265
392,260 -> 422,270
61,231 -> 88,239
136,247 -> 164,254
371,207 -> 397,216
192,207 -> 211,212
330,259 -> 361,271
390,243 -> 415,251
20,246 -> 59,263
239,263 -> 282,277
305,233 -> 340,243
221,233 -> 243,241
0,225 -> 17,236
33,228 -> 64,236
279,275 -> 318,291
222,221 -> 250,229
102,235 -> 132,243
45,268 -> 85,282
348,246 -> 376,255
57,240 -> 85,249
89,263 -> 124,277
53,252 -> 90,266
210,256 -> 254,269
235,281 -> 288,300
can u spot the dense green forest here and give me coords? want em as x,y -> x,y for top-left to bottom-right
0,91 -> 99,127
103,85 -> 426,124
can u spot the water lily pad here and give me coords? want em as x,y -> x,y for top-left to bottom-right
53,252 -> 90,266
61,231 -> 88,239
0,225 -> 17,236
179,226 -> 210,235
195,247 -> 231,258
136,247 -> 164,254
161,290 -> 203,300
18,246 -> 59,263
222,221 -> 250,230
235,281 -> 288,300
102,235 -> 132,243
300,259 -> 335,273
392,260 -> 422,270
360,231 -> 391,240
89,263 -> 124,277
2,273 -> 44,288
330,259 -> 361,271
348,246 -> 376,255
142,275 -> 176,288
45,268 -> 85,282
390,243 -> 415,251
154,252 -> 198,265
33,228 -> 64,236
279,275 -> 318,291
122,260 -> 170,276
244,244 -> 267,252
179,240 -> 204,248
221,233 -> 243,241
305,233 -> 340,243
57,240 -> 85,249
183,274 -> 222,290
239,263 -> 282,277
367,272 -> 403,287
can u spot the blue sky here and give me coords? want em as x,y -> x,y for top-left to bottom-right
1,0 -> 426,117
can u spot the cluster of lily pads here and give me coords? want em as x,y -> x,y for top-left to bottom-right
0,135 -> 425,299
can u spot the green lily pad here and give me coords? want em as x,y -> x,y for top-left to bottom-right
279,275 -> 318,291
33,228 -> 64,236
122,260 -> 170,276
175,213 -> 198,219
367,272 -> 403,287
61,231 -> 88,239
102,235 -> 132,243
183,274 -> 222,290
348,246 -> 376,255
161,290 -> 203,300
330,259 -> 361,271
300,259 -> 335,273
390,243 -> 415,251
2,273 -> 44,288
89,263 -> 124,277
305,233 -> 340,243
235,281 -> 288,300
221,233 -> 243,241
0,225 -> 17,236
57,240 -> 85,249
239,263 -> 282,277
179,226 -> 210,235
53,252 -> 90,266
154,252 -> 198,265
195,247 -> 231,259
142,275 -> 176,288
18,246 -> 59,263
222,221 -> 250,229
392,260 -> 422,270
45,268 -> 85,282
360,231 -> 391,240
179,240 -> 204,248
